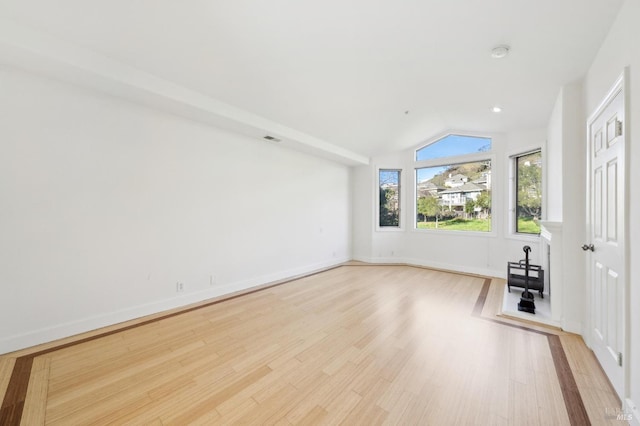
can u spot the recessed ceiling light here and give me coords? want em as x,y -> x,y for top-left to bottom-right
492,106 -> 503,113
491,45 -> 510,59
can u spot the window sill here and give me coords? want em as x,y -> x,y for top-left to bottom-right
505,233 -> 540,243
411,227 -> 497,238
376,227 -> 405,233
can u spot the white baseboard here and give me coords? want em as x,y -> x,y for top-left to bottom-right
0,257 -> 349,355
402,257 -> 503,278
626,398 -> 639,426
352,255 -> 502,279
561,319 -> 583,335
351,255 -> 374,263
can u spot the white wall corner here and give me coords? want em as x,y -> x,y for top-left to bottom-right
351,255 -> 376,264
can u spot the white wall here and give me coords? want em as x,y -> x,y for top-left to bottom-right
546,91 -> 564,222
545,81 -> 587,334
583,0 -> 640,420
351,165 -> 373,258
0,66 -> 351,354
561,81 -> 587,334
352,130 -> 547,278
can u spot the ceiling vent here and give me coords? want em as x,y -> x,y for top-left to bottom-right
263,135 -> 281,142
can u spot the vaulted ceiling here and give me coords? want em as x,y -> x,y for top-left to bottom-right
0,0 -> 624,161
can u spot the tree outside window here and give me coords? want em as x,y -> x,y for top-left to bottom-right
379,169 -> 401,227
515,151 -> 542,234
417,195 -> 443,228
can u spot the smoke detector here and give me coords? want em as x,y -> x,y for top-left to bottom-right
491,45 -> 510,59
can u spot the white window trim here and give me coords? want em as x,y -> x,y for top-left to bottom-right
375,166 -> 405,232
415,150 -> 493,170
507,147 -> 544,240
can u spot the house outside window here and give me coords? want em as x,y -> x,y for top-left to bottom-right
415,134 -> 492,232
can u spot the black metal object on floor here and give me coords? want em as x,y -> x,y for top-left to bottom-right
517,245 -> 536,314
507,261 -> 544,297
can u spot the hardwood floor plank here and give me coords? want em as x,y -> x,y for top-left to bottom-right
534,358 -> 572,425
212,397 -> 258,424
561,334 -> 621,425
322,388 -> 362,424
20,357 -> 50,426
293,405 -> 327,424
0,357 -> 16,403
161,365 -> 272,425
235,383 -> 299,425
382,389 -> 415,425
510,374 -> 542,425
548,334 -> 591,425
341,377 -> 390,425
0,356 -> 33,426
46,340 -> 205,413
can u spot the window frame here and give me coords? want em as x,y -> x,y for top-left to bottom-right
376,167 -> 404,232
415,134 -> 492,162
412,133 -> 496,236
511,149 -> 543,236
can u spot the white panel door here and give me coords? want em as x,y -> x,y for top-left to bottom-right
587,78 -> 626,400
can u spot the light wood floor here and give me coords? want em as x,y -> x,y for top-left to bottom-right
0,264 -> 621,425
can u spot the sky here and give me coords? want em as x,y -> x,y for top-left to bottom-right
381,135 -> 492,184
379,170 -> 399,186
416,134 -> 491,182
416,165 -> 449,182
416,134 -> 491,161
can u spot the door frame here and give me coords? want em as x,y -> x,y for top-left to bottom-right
585,68 -> 630,401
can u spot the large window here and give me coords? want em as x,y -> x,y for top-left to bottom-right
515,150 -> 542,234
415,135 -> 492,232
379,169 -> 401,227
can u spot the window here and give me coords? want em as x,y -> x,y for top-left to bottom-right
379,169 -> 401,227
415,134 -> 492,232
416,134 -> 491,161
515,150 -> 542,234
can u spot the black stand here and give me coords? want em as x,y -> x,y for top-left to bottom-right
517,245 -> 536,314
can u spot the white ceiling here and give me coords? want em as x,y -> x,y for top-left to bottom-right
0,0 -> 625,158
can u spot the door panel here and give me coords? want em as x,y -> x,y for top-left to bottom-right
594,128 -> 604,154
594,167 -> 602,239
606,160 -> 618,242
605,269 -> 619,357
593,262 -> 605,341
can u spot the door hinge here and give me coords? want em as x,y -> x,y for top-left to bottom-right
615,120 -> 623,137
617,352 -> 623,366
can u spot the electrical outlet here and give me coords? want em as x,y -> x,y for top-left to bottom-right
176,282 -> 184,292
210,275 -> 215,286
